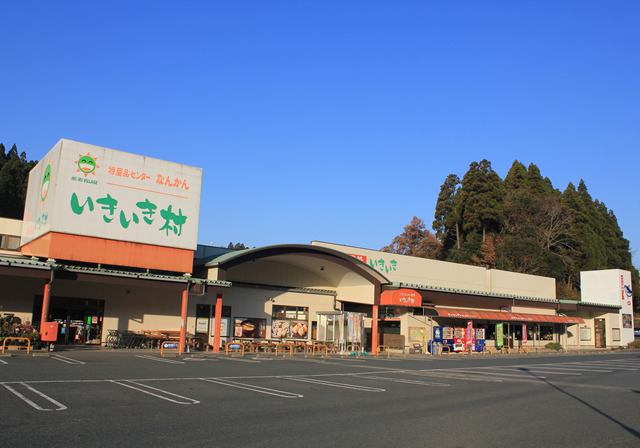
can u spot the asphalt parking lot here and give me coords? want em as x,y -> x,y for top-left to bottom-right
1,349 -> 640,447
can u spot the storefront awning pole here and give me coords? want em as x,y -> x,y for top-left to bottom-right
371,305 -> 379,355
212,293 -> 223,353
179,288 -> 188,355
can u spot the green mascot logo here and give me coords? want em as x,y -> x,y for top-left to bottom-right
41,163 -> 52,203
75,153 -> 99,177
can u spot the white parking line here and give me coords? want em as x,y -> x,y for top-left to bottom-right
51,354 -> 85,365
201,378 -> 303,398
564,362 -> 637,371
0,359 -> 7,365
3,383 -> 67,411
479,367 -> 581,376
358,375 -> 450,387
283,376 -> 385,392
135,355 -> 184,364
111,380 -> 199,404
218,357 -> 261,363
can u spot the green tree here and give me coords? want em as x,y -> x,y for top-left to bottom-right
432,174 -> 461,251
458,159 -> 504,241
503,160 -> 528,192
228,242 -> 248,250
0,144 -> 37,219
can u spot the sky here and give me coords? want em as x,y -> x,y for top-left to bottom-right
2,1 -> 639,268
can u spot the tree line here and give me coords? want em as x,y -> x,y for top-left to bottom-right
0,143 -> 38,220
383,159 -> 639,308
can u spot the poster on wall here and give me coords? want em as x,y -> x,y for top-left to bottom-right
496,323 -> 504,348
289,321 -> 309,339
623,314 -> 633,328
211,317 -> 230,337
234,318 -> 267,338
196,317 -> 208,334
271,320 -> 290,338
409,327 -> 425,342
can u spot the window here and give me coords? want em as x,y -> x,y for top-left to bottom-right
271,306 -> 308,320
580,327 -> 591,341
0,235 -> 20,251
612,328 -> 621,341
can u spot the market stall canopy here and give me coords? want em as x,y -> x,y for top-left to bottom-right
432,307 -> 584,324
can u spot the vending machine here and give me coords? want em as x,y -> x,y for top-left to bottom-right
475,328 -> 486,352
453,326 -> 465,352
442,326 -> 455,348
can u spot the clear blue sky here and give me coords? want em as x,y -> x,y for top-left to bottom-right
2,1 -> 639,268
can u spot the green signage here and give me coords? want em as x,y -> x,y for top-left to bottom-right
496,323 -> 504,348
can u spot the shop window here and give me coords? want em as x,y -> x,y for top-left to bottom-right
580,327 -> 591,341
540,325 -> 554,341
486,324 -> 496,340
272,306 -> 308,320
612,328 -> 621,341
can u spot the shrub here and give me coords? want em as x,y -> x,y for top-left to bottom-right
627,340 -> 640,350
545,342 -> 562,351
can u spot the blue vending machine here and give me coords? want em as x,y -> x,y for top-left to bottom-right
433,326 -> 444,343
475,328 -> 486,352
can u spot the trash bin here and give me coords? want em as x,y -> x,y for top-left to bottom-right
428,341 -> 441,355
409,343 -> 422,354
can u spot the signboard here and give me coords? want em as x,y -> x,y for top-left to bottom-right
380,289 -> 420,307
196,317 -> 209,334
496,323 -> 504,348
163,343 -> 179,349
211,317 -> 230,337
22,139 -> 202,250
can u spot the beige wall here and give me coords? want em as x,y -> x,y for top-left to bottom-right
312,241 -> 556,300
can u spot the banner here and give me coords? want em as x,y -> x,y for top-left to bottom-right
465,320 -> 474,347
496,323 -> 504,348
522,324 -> 527,344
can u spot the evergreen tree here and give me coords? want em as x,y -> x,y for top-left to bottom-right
0,143 -> 38,219
432,174 -> 461,251
526,163 -> 552,196
503,160 -> 528,192
458,159 -> 504,241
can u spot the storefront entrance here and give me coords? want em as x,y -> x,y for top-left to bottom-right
33,296 -> 104,344
595,318 -> 606,348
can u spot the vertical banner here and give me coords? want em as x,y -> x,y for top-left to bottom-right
522,324 -> 527,344
465,320 -> 474,347
496,323 -> 504,348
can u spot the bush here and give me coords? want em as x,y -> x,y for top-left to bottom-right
627,340 -> 640,350
545,342 -> 562,351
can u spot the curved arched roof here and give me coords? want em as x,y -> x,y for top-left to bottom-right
203,244 -> 390,286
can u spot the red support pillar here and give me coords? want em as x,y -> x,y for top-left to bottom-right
371,305 -> 379,355
40,282 -> 51,327
179,288 -> 188,355
213,294 -> 223,353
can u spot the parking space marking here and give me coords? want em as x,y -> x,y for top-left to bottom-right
135,355 -> 184,364
218,357 -> 261,363
567,362 -> 637,371
282,376 -> 385,392
0,359 -> 7,365
357,375 -> 450,387
51,354 -> 85,365
201,378 -> 303,398
3,383 -> 67,411
111,380 -> 199,404
481,367 -> 582,376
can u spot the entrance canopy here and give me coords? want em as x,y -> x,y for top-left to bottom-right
430,307 -> 584,324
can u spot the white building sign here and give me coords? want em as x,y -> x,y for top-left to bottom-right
22,139 -> 203,250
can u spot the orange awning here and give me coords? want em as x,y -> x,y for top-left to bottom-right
433,307 -> 584,324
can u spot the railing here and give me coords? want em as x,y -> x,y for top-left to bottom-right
225,343 -> 245,356
160,341 -> 180,356
275,343 -> 293,356
312,344 -> 328,356
2,337 -> 31,354
440,345 -> 451,356
376,345 -> 390,357
346,344 -> 361,357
